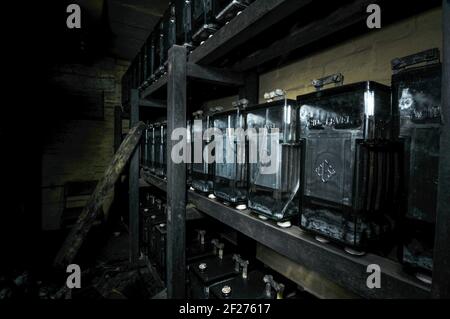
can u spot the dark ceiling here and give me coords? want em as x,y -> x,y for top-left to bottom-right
49,0 -> 170,62
106,0 -> 169,60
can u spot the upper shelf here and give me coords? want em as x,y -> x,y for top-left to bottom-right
188,0 -> 313,65
138,0 -> 441,101
141,174 -> 430,299
188,0 -> 441,71
139,63 -> 243,101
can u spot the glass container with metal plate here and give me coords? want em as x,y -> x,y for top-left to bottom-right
191,0 -> 220,43
246,90 -> 300,227
175,0 -> 195,50
155,222 -> 167,282
144,32 -> 156,85
147,124 -> 156,174
215,0 -> 253,24
154,122 -> 167,178
148,200 -> 167,262
156,3 -> 177,77
191,109 -> 216,194
391,48 -> 442,282
213,100 -> 248,207
140,124 -> 150,171
154,18 -> 163,80
297,76 -> 402,253
187,119 -> 193,185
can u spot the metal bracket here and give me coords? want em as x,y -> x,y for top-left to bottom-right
211,239 -> 224,259
232,98 -> 249,109
391,48 -> 440,72
232,254 -> 249,279
312,73 -> 344,91
263,275 -> 285,299
264,89 -> 286,102
196,229 -> 206,245
192,110 -> 204,119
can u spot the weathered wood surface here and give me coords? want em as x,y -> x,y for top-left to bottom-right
432,0 -> 450,298
53,121 -> 146,269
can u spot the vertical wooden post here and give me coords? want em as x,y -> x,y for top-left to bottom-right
432,0 -> 450,298
166,45 -> 187,298
114,106 -> 123,152
129,89 -> 140,264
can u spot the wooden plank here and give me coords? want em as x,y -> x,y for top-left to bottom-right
187,63 -> 244,86
166,45 -> 187,298
188,191 -> 430,299
140,75 -> 168,100
140,98 -> 166,108
188,0 -> 313,65
129,89 -> 140,264
233,0 -> 375,72
53,120 -> 146,269
431,0 -> 450,298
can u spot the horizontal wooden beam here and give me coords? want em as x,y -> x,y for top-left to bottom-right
140,75 -> 168,100
140,99 -> 166,108
187,63 -> 244,86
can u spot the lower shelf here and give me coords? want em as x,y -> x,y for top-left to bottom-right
142,174 -> 431,299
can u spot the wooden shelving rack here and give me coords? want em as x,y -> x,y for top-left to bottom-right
125,0 -> 450,298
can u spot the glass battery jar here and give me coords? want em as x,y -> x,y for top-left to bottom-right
246,90 -> 300,227
213,100 -> 248,207
297,78 -> 402,254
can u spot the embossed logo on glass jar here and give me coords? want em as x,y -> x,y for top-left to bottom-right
315,159 -> 336,183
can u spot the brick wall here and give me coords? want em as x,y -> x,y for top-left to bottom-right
202,8 -> 442,108
260,7 -> 443,100
42,57 -> 129,230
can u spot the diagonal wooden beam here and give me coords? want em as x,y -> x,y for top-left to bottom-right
53,120 -> 146,269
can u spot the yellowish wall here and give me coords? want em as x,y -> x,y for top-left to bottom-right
260,7 -> 443,101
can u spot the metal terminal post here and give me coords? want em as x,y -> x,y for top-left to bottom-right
192,110 -> 204,119
155,199 -> 162,210
196,229 -> 206,245
264,89 -> 286,102
209,106 -> 224,114
211,239 -> 224,259
232,98 -> 249,110
233,254 -> 249,279
149,195 -> 155,205
263,275 -> 285,299
312,73 -> 344,91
